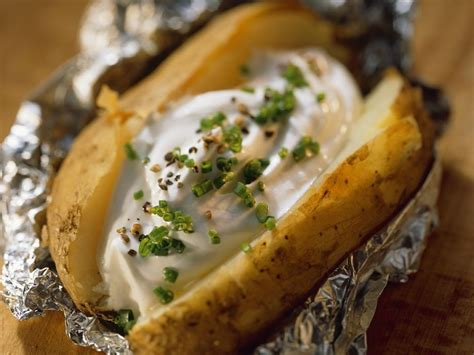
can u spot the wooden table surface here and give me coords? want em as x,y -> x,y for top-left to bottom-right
0,0 -> 473,354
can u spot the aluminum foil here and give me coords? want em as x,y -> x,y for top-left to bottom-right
0,0 -> 448,354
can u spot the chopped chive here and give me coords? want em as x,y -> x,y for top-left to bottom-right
192,179 -> 214,197
240,64 -> 250,76
200,112 -> 227,132
201,160 -> 213,173
316,92 -> 326,103
233,182 -> 255,208
243,158 -> 270,184
139,231 -> 186,257
278,147 -> 289,159
255,202 -> 269,223
178,154 -> 188,163
264,216 -> 276,230
150,203 -> 194,233
255,87 -> 295,125
138,237 -> 155,257
223,125 -> 243,153
257,181 -> 265,192
208,229 -> 221,244
213,172 -> 235,189
142,156 -> 150,164
153,286 -> 174,304
241,86 -> 255,93
148,226 -> 169,241
133,190 -> 144,200
171,238 -> 186,254
292,136 -> 320,162
233,182 -> 247,198
216,156 -> 238,172
240,242 -> 252,253
282,63 -> 308,87
114,309 -> 136,334
184,158 -> 195,168
124,143 -> 139,160
163,267 -> 179,283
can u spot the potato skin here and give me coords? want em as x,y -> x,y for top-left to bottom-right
46,2 -> 434,354
128,80 -> 433,354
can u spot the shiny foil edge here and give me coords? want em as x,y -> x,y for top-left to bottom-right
0,0 -> 448,354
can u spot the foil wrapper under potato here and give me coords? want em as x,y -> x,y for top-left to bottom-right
0,0 -> 449,354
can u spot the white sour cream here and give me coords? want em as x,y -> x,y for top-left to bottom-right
98,49 -> 362,316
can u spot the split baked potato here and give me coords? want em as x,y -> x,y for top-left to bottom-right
46,2 -> 434,354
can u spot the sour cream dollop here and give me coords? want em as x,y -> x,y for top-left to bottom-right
98,49 -> 362,316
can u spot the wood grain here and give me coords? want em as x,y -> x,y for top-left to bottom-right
0,0 -> 473,354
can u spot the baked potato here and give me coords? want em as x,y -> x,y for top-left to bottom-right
46,2 -> 433,354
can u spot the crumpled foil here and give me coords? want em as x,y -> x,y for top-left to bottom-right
0,0 -> 448,354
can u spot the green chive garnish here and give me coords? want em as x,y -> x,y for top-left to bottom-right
153,286 -> 174,304
255,202 -> 269,223
216,156 -> 238,172
213,172 -> 235,189
223,125 -> 243,153
200,112 -> 227,132
292,136 -> 320,162
133,190 -> 144,200
114,309 -> 136,334
142,156 -> 150,164
201,160 -> 213,173
278,147 -> 289,159
316,92 -> 326,103
257,181 -> 265,192
233,182 -> 255,208
192,179 -> 214,197
139,225 -> 186,257
240,64 -> 250,76
255,88 -> 295,125
148,226 -> 169,241
124,143 -> 139,160
282,64 -> 308,87
264,216 -> 276,230
163,267 -> 179,283
138,237 -> 155,257
184,158 -> 195,168
243,158 -> 270,184
208,229 -> 221,244
241,86 -> 255,93
240,242 -> 252,253
150,203 -> 194,233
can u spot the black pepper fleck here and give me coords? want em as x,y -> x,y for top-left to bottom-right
142,202 -> 152,213
264,130 -> 274,138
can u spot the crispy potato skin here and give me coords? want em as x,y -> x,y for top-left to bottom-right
46,2 -> 434,354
